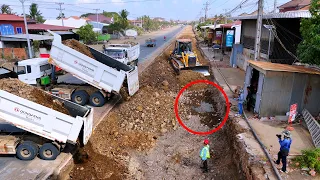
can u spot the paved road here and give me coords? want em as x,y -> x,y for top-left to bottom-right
0,26 -> 184,180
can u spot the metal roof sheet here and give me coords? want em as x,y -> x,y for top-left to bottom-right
0,14 -> 24,21
0,34 -> 53,41
248,60 -> 320,75
28,24 -> 73,31
230,10 -> 311,20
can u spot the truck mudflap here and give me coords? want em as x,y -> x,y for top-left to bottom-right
127,66 -> 139,96
82,108 -> 94,145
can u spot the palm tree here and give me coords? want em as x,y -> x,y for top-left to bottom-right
1,4 -> 13,14
119,9 -> 129,30
29,3 -> 41,20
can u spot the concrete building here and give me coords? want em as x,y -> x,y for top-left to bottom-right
244,60 -> 320,117
129,20 -> 143,28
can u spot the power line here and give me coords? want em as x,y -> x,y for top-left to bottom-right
203,1 -> 210,21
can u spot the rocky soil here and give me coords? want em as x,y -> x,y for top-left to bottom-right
63,39 -> 95,59
0,78 -> 69,114
69,26 -> 243,180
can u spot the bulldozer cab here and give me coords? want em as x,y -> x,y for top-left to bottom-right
174,39 -> 192,55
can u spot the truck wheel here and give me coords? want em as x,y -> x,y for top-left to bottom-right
71,90 -> 89,106
24,141 -> 39,155
39,143 -> 60,160
16,142 -> 37,161
89,91 -> 105,107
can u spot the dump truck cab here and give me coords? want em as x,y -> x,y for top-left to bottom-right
13,58 -> 52,85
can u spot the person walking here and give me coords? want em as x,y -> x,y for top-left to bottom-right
200,139 -> 210,173
234,89 -> 244,117
275,130 -> 292,173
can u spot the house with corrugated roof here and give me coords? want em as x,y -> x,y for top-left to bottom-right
44,16 -> 88,31
229,8 -> 311,70
278,0 -> 311,12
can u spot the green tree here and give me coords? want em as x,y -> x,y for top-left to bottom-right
297,0 -> 320,65
76,24 -> 97,44
29,3 -> 44,23
103,11 -> 120,22
119,9 -> 129,29
1,4 -> 13,14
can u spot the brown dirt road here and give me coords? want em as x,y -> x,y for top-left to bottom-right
68,26 -> 244,180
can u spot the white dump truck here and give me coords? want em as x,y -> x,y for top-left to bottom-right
0,90 -> 93,161
103,43 -> 140,66
0,32 -> 140,107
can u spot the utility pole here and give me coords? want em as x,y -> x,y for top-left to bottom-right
273,0 -> 277,13
93,9 -> 100,30
56,2 -> 65,26
203,1 -> 210,21
19,0 -> 32,59
223,9 -> 228,24
254,0 -> 264,61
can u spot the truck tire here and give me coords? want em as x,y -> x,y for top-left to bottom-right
71,90 -> 89,106
16,142 -> 37,161
89,91 -> 105,107
24,141 -> 39,155
39,143 -> 60,160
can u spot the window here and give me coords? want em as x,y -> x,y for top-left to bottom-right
16,66 -> 26,75
27,65 -> 31,73
40,64 -> 51,72
16,27 -> 23,34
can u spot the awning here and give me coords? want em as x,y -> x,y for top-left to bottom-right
0,34 -> 53,41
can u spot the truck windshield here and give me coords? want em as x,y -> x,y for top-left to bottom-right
16,66 -> 26,75
105,50 -> 125,59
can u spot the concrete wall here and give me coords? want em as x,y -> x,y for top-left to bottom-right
260,71 -> 294,116
301,74 -> 320,116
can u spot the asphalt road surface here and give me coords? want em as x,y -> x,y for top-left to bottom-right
0,26 -> 184,180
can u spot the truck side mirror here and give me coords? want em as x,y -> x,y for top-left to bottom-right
27,65 -> 31,73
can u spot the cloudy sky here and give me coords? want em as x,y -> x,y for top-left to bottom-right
2,0 -> 292,21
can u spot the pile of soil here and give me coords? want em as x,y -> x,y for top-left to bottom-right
178,70 -> 208,91
123,41 -> 138,46
63,39 -> 95,59
0,79 -> 69,115
70,26 -> 237,180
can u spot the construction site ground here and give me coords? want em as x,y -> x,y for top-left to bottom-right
201,41 -> 319,180
67,26 -> 245,180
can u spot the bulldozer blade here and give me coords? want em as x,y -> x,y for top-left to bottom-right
181,66 -> 211,76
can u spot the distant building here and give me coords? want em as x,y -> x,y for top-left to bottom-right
87,14 -> 113,24
0,14 -> 26,35
278,0 -> 311,12
44,16 -> 88,30
129,20 -> 142,28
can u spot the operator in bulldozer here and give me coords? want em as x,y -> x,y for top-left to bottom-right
169,39 -> 210,76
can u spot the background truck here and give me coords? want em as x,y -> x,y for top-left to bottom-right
0,90 -> 94,161
103,43 -> 140,66
145,39 -> 157,47
0,32 -> 140,107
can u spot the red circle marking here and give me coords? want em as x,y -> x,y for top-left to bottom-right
174,80 -> 230,135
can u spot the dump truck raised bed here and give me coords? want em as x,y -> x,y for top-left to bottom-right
44,31 -> 139,107
103,43 -> 140,66
0,90 -> 93,161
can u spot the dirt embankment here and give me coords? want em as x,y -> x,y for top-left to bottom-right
0,79 -> 69,114
69,25 -> 243,180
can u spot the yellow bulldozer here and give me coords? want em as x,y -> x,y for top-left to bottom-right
169,39 -> 210,76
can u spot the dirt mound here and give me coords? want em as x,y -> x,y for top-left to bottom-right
178,70 -> 208,90
0,79 -> 69,115
124,41 -> 138,46
63,39 -> 95,59
71,142 -> 127,180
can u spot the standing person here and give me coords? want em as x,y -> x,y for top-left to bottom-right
234,89 -> 244,117
246,86 -> 253,112
200,139 -> 210,173
164,36 -> 166,41
275,130 -> 292,173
